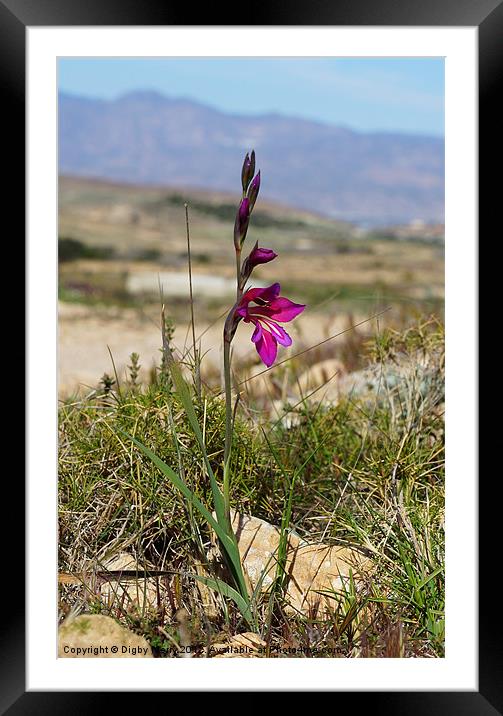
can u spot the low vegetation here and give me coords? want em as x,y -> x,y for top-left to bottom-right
58,170 -> 444,658
59,317 -> 444,658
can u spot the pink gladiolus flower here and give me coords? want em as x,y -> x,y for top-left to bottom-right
236,282 -> 305,367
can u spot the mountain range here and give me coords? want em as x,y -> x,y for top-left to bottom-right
59,91 -> 444,226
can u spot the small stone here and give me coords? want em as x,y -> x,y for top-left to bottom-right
58,614 -> 152,658
98,552 -> 162,615
101,552 -> 140,571
99,578 -> 160,614
285,543 -> 371,614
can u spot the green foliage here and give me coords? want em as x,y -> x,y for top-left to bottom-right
58,269 -> 136,308
59,236 -> 115,262
165,193 -> 307,231
128,247 -> 162,262
59,319 -> 444,657
367,315 -> 444,363
59,382 -> 275,552
282,281 -> 444,316
268,318 -> 445,654
127,353 -> 141,387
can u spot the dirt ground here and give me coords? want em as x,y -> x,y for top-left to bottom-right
58,301 -> 374,397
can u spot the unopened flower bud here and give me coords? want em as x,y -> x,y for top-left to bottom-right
247,170 -> 261,212
239,241 -> 277,289
241,150 -> 255,193
248,243 -> 277,267
234,197 -> 250,249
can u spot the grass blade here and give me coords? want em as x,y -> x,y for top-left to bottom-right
161,315 -> 227,529
117,429 -> 234,554
117,428 -> 250,610
192,574 -> 254,627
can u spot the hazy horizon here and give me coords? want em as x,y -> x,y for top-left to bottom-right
58,86 -> 443,140
58,57 -> 445,138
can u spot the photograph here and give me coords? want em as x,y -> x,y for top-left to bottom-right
0,1 -> 484,702
56,56 -> 446,660
0,0 -> 493,699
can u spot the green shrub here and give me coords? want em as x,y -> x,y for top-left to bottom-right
59,236 -> 116,262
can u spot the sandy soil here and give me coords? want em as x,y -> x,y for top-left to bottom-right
58,301 -> 370,397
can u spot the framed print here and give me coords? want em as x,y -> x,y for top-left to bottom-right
3,0 -> 493,709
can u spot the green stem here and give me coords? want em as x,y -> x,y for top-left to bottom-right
222,244 -> 243,525
223,335 -> 233,525
235,247 -> 242,300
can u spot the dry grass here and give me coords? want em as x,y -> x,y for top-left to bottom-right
58,177 -> 444,657
58,318 -> 444,658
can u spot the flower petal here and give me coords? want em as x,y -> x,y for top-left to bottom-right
251,321 -> 263,343
235,305 -> 249,319
240,282 -> 281,308
255,327 -> 278,367
261,319 -> 292,347
255,297 -> 306,322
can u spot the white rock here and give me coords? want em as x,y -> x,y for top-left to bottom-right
58,614 -> 152,658
216,511 -> 372,616
98,552 -> 161,615
99,578 -> 160,615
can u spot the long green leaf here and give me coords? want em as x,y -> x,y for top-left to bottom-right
192,573 -> 254,627
165,353 -> 227,528
117,429 -> 234,554
160,354 -> 250,600
117,428 -> 249,605
417,566 -> 443,590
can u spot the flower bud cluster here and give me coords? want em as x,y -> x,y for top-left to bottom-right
234,151 -> 261,250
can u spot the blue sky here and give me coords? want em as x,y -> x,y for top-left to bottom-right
58,57 -> 444,137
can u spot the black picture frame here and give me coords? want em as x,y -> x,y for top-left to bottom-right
4,0 -> 491,710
